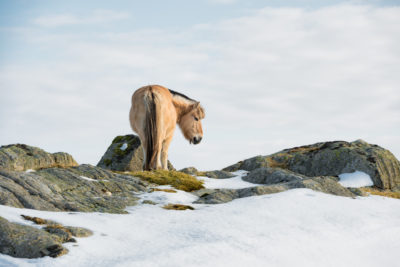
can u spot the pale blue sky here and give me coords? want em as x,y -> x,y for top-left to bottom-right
1,0 -> 399,169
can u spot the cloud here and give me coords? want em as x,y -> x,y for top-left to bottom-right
2,4 -> 400,170
32,9 -> 130,27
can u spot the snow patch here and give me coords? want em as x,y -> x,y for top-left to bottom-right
120,143 -> 128,151
198,170 -> 262,189
338,171 -> 373,188
25,169 -> 35,173
137,186 -> 198,206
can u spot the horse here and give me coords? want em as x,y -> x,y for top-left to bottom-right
129,85 -> 205,170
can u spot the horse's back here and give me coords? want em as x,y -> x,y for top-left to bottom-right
129,85 -> 176,134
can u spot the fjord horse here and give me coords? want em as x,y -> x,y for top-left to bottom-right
129,85 -> 205,170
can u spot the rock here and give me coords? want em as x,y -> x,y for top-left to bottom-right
0,164 -> 149,213
194,176 -> 356,204
224,140 -> 400,190
63,226 -> 93,237
0,144 -> 78,171
97,135 -> 174,171
180,167 -> 198,175
180,167 -> 235,179
243,167 -> 304,184
44,226 -> 75,243
0,216 -> 68,258
198,170 -> 235,179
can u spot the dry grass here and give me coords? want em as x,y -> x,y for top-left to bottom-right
265,157 -> 288,169
360,187 -> 400,199
127,170 -> 204,192
162,204 -> 195,210
21,215 -> 48,225
150,188 -> 177,193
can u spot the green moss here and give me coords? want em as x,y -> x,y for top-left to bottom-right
104,159 -> 112,166
112,136 -> 125,144
125,170 -> 204,192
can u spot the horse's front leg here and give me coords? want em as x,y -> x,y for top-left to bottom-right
161,135 -> 173,170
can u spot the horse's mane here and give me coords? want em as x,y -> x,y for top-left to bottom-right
168,89 -> 196,103
169,88 -> 205,119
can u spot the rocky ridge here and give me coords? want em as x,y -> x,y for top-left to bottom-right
0,138 -> 399,259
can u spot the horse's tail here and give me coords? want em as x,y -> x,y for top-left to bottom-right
143,86 -> 160,170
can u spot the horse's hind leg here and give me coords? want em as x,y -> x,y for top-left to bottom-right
149,138 -> 163,170
161,135 -> 173,170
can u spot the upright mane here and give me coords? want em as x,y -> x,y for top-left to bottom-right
168,89 -> 196,104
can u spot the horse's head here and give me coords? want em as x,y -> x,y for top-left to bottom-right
179,102 -> 205,145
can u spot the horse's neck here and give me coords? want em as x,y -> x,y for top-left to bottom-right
171,97 -> 193,123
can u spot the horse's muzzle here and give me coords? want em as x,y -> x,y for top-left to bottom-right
193,136 -> 202,145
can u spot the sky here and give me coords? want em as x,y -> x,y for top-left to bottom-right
1,0 -> 399,170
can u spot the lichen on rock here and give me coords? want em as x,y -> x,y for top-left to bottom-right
0,144 -> 78,172
224,140 -> 400,190
97,134 -> 174,171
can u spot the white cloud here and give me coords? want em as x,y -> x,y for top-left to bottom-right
1,4 -> 400,170
32,9 -> 130,27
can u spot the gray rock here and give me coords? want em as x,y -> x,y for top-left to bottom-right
97,135 -> 174,171
0,164 -> 149,213
194,176 -> 356,204
223,140 -> 400,190
180,167 -> 235,179
180,167 -> 198,175
0,144 -> 78,171
0,216 -> 68,258
243,167 -> 304,184
199,170 -> 235,179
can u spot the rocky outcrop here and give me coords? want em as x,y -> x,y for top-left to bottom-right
0,216 -> 67,258
242,167 -> 303,184
224,140 -> 400,190
97,135 -> 174,171
0,144 -> 78,172
0,164 -> 149,213
180,167 -> 235,179
194,175 -> 358,204
0,215 -> 92,259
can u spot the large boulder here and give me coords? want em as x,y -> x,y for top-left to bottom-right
97,135 -> 174,171
224,140 -> 400,190
0,216 -> 67,258
0,164 -> 149,213
0,144 -> 78,171
0,215 -> 93,259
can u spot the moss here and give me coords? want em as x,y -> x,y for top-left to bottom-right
360,187 -> 400,199
112,135 -> 125,144
163,204 -> 194,210
104,159 -> 112,166
125,170 -> 204,192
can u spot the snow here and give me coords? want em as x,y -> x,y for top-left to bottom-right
120,143 -> 128,151
1,173 -> 400,267
197,170 -> 262,189
25,169 -> 35,173
339,171 -> 374,188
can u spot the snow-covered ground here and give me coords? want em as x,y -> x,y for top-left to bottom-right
1,172 -> 400,267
